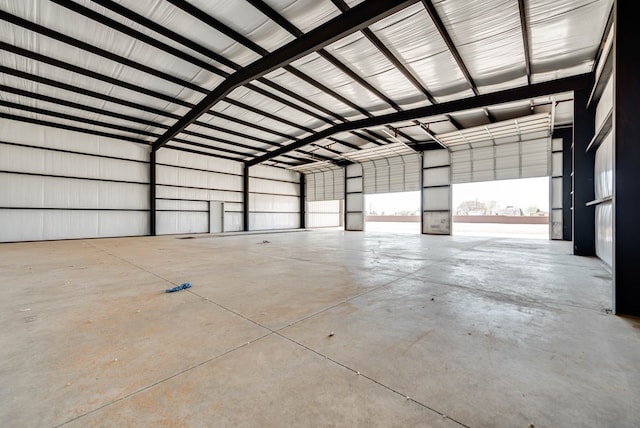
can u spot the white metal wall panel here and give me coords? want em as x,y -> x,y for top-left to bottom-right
0,119 -> 150,161
596,76 -> 613,131
0,144 -> 148,183
155,150 -> 244,235
0,118 -> 150,242
596,202 -> 613,267
247,165 -> 301,230
362,154 -> 421,194
250,177 -> 300,196
306,200 -> 342,228
250,213 -> 300,230
594,131 -> 613,266
156,212 -> 208,235
595,133 -> 613,200
0,173 -> 147,210
0,209 -> 148,242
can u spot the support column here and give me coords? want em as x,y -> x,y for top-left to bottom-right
550,136 -> 564,240
572,88 -> 595,255
300,173 -> 306,229
613,0 -> 640,316
561,129 -> 573,241
344,163 -> 364,231
422,149 -> 451,235
243,163 -> 250,232
149,149 -> 156,236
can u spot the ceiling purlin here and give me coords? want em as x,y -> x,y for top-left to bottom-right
90,0 -> 343,127
330,0 -> 467,148
0,10 -> 204,93
0,41 -> 191,109
0,83 -> 163,129
2,47 -> 305,155
363,129 -> 396,146
156,0 -> 377,161
151,0 -> 420,151
517,0 -> 533,85
0,62 -> 180,119
54,0 -> 330,159
246,73 -> 592,166
420,0 -> 479,96
86,0 -> 350,139
0,99 -> 158,138
2,1 -> 335,161
165,144 -> 263,163
246,0 -> 419,155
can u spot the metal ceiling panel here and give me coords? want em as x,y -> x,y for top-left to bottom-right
433,0 -> 526,90
0,63 -> 177,130
114,0 -> 261,67
290,52 -> 396,114
369,3 -> 470,102
186,0 -> 296,52
262,0 -> 341,33
528,0 -> 613,77
324,30 -> 428,108
263,68 -> 368,120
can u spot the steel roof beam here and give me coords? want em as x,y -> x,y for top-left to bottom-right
248,0 -> 397,113
517,0 -> 532,85
152,0 -> 420,151
92,0 -> 342,125
421,1 -> 479,96
247,73 -> 593,166
0,10 -> 205,94
164,0 -> 368,122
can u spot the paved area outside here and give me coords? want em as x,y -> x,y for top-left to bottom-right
1,230 -> 638,428
365,221 -> 550,239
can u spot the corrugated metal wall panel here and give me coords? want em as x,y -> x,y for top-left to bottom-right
0,118 -> 150,242
155,155 -> 244,235
0,209 -> 148,242
306,200 -> 342,228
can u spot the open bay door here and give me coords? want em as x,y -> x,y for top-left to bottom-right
439,113 -> 556,238
342,143 -> 422,231
290,161 -> 345,229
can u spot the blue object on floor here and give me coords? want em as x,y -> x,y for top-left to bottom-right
165,282 -> 192,293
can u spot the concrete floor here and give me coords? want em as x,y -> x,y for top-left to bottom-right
1,230 -> 639,427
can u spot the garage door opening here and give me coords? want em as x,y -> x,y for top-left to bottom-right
365,191 -> 420,233
452,177 -> 550,239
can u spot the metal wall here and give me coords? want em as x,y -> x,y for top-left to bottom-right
249,165 -> 300,230
0,118 -> 149,242
306,200 -> 342,228
594,75 -> 613,266
155,150 -> 244,235
550,138 -> 564,239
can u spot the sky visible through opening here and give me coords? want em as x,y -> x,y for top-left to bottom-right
365,177 -> 549,216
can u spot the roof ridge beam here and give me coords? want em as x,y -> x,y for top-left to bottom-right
246,73 -> 593,166
152,0 -> 420,151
